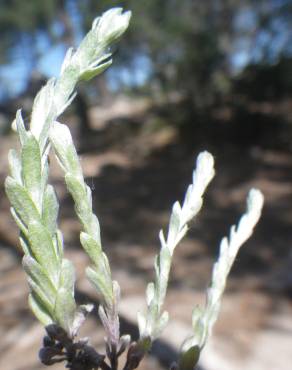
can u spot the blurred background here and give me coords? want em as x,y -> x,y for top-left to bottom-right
0,1 -> 292,369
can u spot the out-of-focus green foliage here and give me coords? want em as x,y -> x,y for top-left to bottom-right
0,0 -> 291,106
0,0 -> 60,65
79,0 -> 230,104
234,57 -> 292,101
77,0 -> 292,106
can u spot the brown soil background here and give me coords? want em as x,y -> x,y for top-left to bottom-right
0,98 -> 291,370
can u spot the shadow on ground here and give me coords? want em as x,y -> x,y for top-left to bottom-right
0,97 -> 292,369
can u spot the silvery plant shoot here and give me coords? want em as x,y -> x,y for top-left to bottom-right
5,7 -> 263,370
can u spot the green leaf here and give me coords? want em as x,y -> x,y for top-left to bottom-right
72,304 -> 94,336
184,307 -> 205,349
55,286 -> 76,334
21,133 -> 42,207
60,47 -> 74,74
30,78 -> 55,142
92,215 -> 101,245
159,245 -> 171,273
152,310 -> 169,338
80,232 -> 101,265
86,266 -> 113,307
192,305 -> 203,330
23,255 -> 57,302
8,149 -> 22,184
157,245 -> 171,300
167,201 -> 182,245
65,174 -> 91,226
19,235 -> 31,256
113,280 -> 121,305
28,293 -> 53,326
146,282 -> 155,306
27,277 -> 54,314
59,258 -> 76,293
137,311 -> 147,336
40,159 -> 49,195
28,221 -> 60,283
10,208 -> 28,237
55,229 -> 64,259
93,8 -> 132,45
15,109 -> 27,145
42,185 -> 59,236
54,66 -> 79,115
178,345 -> 200,370
79,59 -> 112,81
73,29 -> 97,67
50,122 -> 82,177
5,176 -> 41,226
54,259 -> 77,334
101,252 -> 112,280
